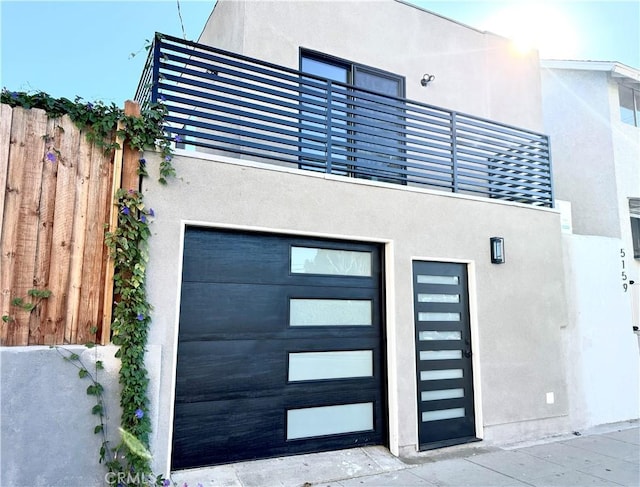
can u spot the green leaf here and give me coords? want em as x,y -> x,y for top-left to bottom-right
69,353 -> 80,361
119,427 -> 152,461
85,341 -> 95,348
87,383 -> 103,396
27,288 -> 52,298
92,404 -> 103,415
79,369 -> 89,378
94,424 -> 103,434
96,360 -> 104,370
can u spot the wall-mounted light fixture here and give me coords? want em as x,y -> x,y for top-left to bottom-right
421,73 -> 435,87
490,237 -> 505,264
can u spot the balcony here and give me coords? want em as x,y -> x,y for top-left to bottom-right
136,33 -> 554,207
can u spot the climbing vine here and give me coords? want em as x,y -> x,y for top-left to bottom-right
1,88 -> 173,486
104,188 -> 156,482
0,89 -> 176,183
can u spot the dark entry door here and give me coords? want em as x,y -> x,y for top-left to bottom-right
172,228 -> 385,469
412,261 -> 477,449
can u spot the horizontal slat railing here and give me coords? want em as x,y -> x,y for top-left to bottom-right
135,33 -> 553,207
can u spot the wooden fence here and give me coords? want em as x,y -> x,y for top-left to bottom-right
0,102 -> 139,346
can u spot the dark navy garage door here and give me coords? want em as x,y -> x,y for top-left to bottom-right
172,228 -> 386,469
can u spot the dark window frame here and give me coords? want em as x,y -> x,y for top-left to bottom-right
298,48 -> 407,184
618,84 -> 640,127
631,216 -> 640,259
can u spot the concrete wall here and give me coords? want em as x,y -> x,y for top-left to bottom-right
141,150 -> 570,473
562,234 -> 640,430
199,0 -> 543,131
0,345 -> 163,487
0,346 -> 121,487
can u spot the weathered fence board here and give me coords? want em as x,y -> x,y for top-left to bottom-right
0,104 -> 118,345
1,108 -> 48,344
42,115 -> 80,345
28,117 -> 59,342
0,105 -> 11,234
76,142 -> 113,345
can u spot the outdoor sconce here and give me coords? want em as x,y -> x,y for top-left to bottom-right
490,237 -> 505,264
421,73 -> 435,87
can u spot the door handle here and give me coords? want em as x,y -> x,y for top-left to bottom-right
464,350 -> 472,358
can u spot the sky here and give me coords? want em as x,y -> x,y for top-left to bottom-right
1,0 -> 639,105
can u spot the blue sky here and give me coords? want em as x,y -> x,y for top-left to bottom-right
1,1 -> 638,105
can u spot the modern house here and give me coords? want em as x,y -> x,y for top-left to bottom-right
540,60 -> 640,430
2,2 -> 638,486
137,0 -> 570,474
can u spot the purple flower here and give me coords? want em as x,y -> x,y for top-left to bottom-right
121,207 -> 130,215
164,155 -> 172,162
10,91 -> 18,99
148,208 -> 155,217
174,135 -> 183,143
139,158 -> 146,166
136,313 -> 144,321
46,152 -> 57,163
159,95 -> 166,102
162,480 -> 171,487
135,408 -> 144,419
140,215 -> 147,224
86,102 -> 94,110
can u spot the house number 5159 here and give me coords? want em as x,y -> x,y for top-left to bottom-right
621,248 -> 628,292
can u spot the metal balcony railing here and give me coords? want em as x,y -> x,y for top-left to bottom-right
136,33 -> 554,207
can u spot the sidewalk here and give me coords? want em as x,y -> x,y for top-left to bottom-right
172,421 -> 639,487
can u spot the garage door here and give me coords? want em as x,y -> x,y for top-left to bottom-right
172,228 -> 386,469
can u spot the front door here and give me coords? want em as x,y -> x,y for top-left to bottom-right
412,261 -> 477,449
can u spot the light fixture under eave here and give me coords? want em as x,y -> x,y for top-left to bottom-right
421,74 -> 435,87
490,237 -> 505,264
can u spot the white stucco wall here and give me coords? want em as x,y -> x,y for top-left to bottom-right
199,0 -> 544,132
141,150 -> 570,473
541,64 -> 640,404
608,80 -> 640,321
540,67 -> 621,238
562,235 -> 640,430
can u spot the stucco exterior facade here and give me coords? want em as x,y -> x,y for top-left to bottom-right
137,0 -> 573,473
541,60 -> 640,430
199,0 -> 544,132
143,150 -> 570,474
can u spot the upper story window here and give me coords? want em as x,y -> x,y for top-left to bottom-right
630,199 -> 640,259
618,85 -> 640,127
299,50 -> 407,184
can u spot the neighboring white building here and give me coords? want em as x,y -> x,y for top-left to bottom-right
540,60 -> 640,430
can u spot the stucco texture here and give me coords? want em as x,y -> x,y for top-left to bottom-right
0,346 -> 121,487
199,0 -> 544,131
142,151 -> 569,472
